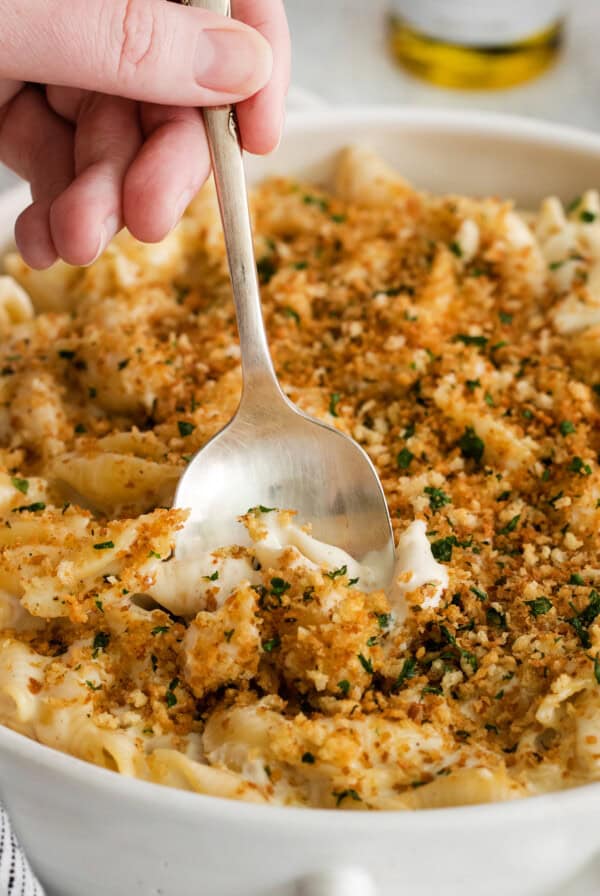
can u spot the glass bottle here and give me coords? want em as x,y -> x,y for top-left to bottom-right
389,1 -> 565,90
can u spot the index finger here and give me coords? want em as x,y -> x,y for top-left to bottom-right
233,0 -> 290,155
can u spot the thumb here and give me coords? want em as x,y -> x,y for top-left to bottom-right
0,0 -> 273,106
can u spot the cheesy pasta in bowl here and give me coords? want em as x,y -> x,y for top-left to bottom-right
1,108 -> 600,896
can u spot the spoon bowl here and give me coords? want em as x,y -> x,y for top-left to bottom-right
175,377 -> 396,578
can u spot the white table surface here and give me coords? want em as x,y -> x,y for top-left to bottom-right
1,3 -> 600,893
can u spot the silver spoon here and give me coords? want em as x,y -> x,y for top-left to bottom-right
174,0 -> 395,585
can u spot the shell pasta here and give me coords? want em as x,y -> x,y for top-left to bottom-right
1,149 -> 600,810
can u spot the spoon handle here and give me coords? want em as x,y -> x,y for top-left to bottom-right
185,0 -> 282,402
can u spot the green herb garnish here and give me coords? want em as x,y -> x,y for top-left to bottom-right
12,502 -> 46,513
526,597 -> 552,617
459,427 -> 484,463
424,486 -> 451,512
92,631 -> 110,658
397,447 -> 414,470
11,477 -> 28,494
358,653 -> 373,675
559,420 -> 576,436
177,421 -> 196,437
262,636 -> 281,653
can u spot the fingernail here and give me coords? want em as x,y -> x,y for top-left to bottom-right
88,213 -> 119,266
170,187 -> 195,232
197,27 -> 272,93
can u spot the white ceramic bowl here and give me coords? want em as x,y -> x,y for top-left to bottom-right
1,107 -> 600,896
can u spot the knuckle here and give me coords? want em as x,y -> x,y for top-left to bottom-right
112,0 -> 160,81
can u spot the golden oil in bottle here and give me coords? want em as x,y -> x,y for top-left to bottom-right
389,1 -> 565,90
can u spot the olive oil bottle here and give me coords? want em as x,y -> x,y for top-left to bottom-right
389,1 -> 565,90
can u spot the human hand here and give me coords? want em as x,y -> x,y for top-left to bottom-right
0,0 -> 289,269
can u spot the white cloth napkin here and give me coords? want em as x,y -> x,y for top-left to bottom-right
0,806 -> 45,896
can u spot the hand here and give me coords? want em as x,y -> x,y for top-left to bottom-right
0,0 -> 290,269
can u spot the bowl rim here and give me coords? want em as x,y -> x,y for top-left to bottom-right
2,105 -> 600,831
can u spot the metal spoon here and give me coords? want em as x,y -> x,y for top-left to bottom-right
174,0 -> 395,584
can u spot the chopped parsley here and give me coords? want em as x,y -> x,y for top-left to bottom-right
283,307 -> 300,324
466,378 -> 481,391
151,626 -> 169,636
559,420 -> 576,436
93,541 -> 114,550
570,573 -> 584,586
498,515 -> 520,535
376,612 -> 392,629
331,213 -> 346,224
262,635 -> 281,653
148,550 -> 161,559
397,447 -> 414,470
117,358 -> 129,370
302,752 -> 316,764
92,631 -> 110,658
303,194 -> 329,212
422,685 -> 443,696
424,486 -> 451,512
58,349 -> 75,360
526,597 -> 552,617
11,477 -> 28,494
430,535 -> 471,563
499,311 -> 513,325
85,680 -> 102,691
449,241 -> 462,258
337,679 -> 351,696
248,505 -> 276,514
151,654 -> 158,672
486,607 -> 506,629
595,655 -> 600,686
358,653 -> 373,675
496,491 -> 511,502
453,333 -> 488,348
332,789 -> 361,807
393,657 -> 417,691
568,590 -> 600,648
484,392 -> 495,407
293,261 -> 308,270
580,210 -> 597,223
326,565 -> 347,580
203,571 -> 219,582
95,599 -> 104,613
270,577 -> 291,596
224,629 -> 235,643
470,586 -> 487,602
165,679 -> 179,708
12,502 -> 46,513
177,421 -> 196,437
569,456 -> 592,476
459,427 -> 484,463
329,392 -> 341,417
257,256 -> 276,284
